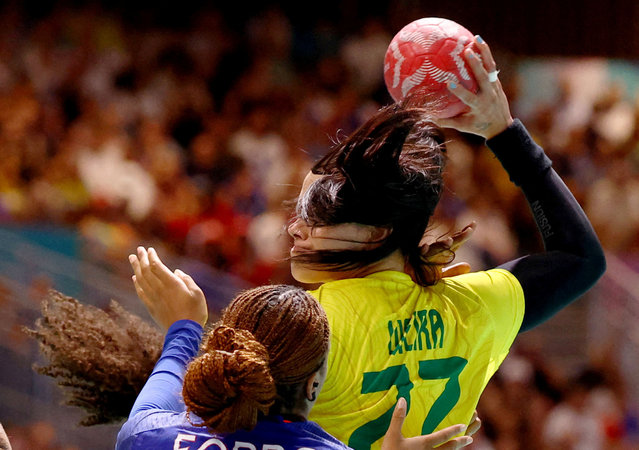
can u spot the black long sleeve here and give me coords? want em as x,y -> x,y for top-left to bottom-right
485,119 -> 606,332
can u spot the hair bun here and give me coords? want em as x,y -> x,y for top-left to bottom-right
183,326 -> 276,432
206,326 -> 252,353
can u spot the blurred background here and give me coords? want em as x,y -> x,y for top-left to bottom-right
0,0 -> 638,448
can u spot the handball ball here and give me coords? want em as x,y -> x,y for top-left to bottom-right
384,17 -> 478,118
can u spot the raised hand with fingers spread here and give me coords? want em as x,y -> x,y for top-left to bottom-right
436,36 -> 513,139
129,247 -> 208,330
421,221 -> 476,278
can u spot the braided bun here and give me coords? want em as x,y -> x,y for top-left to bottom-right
183,326 -> 276,432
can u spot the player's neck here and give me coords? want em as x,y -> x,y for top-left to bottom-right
270,398 -> 312,422
333,250 -> 406,280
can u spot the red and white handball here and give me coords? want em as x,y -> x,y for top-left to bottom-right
384,17 -> 478,118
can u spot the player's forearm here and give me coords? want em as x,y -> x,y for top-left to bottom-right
485,120 -> 606,330
499,169 -> 606,330
128,320 -> 203,417
486,119 -> 604,260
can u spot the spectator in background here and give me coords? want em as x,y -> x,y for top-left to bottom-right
75,110 -> 157,223
228,100 -> 292,210
185,129 -> 228,196
584,156 -> 639,253
340,17 -> 391,97
542,369 -> 617,450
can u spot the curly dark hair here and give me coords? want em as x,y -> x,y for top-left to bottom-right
23,290 -> 163,425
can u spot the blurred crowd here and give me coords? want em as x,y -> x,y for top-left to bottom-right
0,2 -> 396,286
0,2 -> 638,449
1,3 -> 639,280
471,341 -> 639,450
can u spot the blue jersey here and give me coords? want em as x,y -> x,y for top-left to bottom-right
116,320 -> 347,450
117,411 -> 345,449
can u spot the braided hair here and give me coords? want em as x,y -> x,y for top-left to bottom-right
182,284 -> 329,432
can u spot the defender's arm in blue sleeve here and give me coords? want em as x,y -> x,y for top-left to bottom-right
128,319 -> 203,417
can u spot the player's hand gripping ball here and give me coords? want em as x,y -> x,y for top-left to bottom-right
384,17 -> 478,118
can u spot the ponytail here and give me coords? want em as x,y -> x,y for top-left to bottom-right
293,103 -> 448,286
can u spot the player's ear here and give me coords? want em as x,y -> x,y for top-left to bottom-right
305,373 -> 321,402
369,226 -> 392,242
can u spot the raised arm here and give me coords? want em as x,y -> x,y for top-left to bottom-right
486,120 -> 605,331
437,37 -> 606,332
127,247 -> 208,416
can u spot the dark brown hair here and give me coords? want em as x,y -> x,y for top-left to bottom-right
292,102 -> 449,285
23,291 -> 163,425
182,284 -> 330,432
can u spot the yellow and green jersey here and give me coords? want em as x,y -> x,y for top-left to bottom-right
308,269 -> 524,449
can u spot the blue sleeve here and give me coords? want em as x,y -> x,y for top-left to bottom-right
128,320 -> 203,417
486,120 -> 606,332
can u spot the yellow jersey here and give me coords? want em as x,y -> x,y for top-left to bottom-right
308,269 -> 524,449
